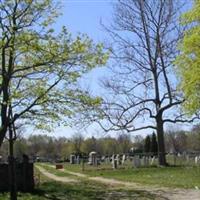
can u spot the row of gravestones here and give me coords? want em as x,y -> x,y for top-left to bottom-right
69,153 -> 157,168
111,155 -> 157,169
166,154 -> 200,165
195,156 -> 200,164
69,153 -> 200,168
177,155 -> 200,165
70,155 -> 80,164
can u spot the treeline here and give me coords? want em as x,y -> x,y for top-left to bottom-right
0,125 -> 199,160
0,134 -> 134,160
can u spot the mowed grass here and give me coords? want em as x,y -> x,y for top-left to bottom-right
36,163 -> 79,178
1,181 -> 154,200
63,163 -> 200,189
0,165 -> 156,200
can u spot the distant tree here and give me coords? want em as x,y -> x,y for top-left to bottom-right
71,133 -> 84,154
150,132 -> 158,155
187,125 -> 200,151
131,135 -> 144,154
98,137 -> 118,155
144,135 -> 151,153
117,133 -> 132,153
165,127 -> 188,153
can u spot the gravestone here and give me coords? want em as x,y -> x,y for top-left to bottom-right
143,156 -> 149,167
116,154 -> 121,166
76,155 -> 80,164
195,156 -> 200,165
88,151 -> 97,166
105,157 -> 110,164
112,159 -> 117,169
70,154 -> 76,164
133,156 -> 141,168
122,154 -> 126,165
111,154 -> 115,165
150,156 -> 156,165
186,155 -> 190,165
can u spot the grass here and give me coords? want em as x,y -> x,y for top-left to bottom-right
0,181 -> 155,200
0,165 -> 156,200
36,163 -> 79,178
60,163 -> 200,189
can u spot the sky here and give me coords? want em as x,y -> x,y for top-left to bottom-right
32,0 -> 194,139
33,0 -> 116,138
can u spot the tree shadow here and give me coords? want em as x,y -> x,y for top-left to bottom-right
26,181 -> 165,200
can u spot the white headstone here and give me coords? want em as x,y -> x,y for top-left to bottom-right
133,156 -> 141,168
116,154 -> 121,166
195,156 -> 200,165
76,155 -> 80,164
151,156 -> 155,165
88,151 -> 97,166
122,154 -> 126,165
111,154 -> 115,164
70,154 -> 75,164
143,156 -> 149,167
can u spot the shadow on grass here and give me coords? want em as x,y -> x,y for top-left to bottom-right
26,181 -> 160,200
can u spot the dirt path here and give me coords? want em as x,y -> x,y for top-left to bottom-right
36,165 -> 79,183
42,164 -> 87,178
37,164 -> 200,200
89,176 -> 200,200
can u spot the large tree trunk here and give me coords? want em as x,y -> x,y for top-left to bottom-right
9,127 -> 17,200
0,127 -> 7,148
156,116 -> 167,166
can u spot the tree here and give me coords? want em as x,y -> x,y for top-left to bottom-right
71,133 -> 84,154
0,0 -> 108,148
144,135 -> 151,153
176,0 -> 200,114
96,0 -> 196,166
117,133 -> 132,153
0,1 -> 108,199
187,124 -> 200,151
165,128 -> 187,153
150,132 -> 158,155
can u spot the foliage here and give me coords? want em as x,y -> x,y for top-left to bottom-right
0,0 -> 108,147
176,0 -> 200,113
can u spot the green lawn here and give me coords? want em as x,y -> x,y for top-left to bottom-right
0,166 -> 155,200
61,163 -> 200,189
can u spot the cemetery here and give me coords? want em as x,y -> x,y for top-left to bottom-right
0,0 -> 200,199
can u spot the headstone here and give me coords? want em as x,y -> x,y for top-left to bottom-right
88,151 -> 97,166
195,156 -> 200,165
143,156 -> 149,167
56,164 -> 63,169
133,156 -> 141,168
116,154 -> 121,166
70,154 -> 76,164
151,156 -> 155,165
122,154 -> 126,165
186,155 -> 190,165
112,159 -> 117,169
76,155 -> 80,164
105,157 -> 110,164
111,154 -> 115,164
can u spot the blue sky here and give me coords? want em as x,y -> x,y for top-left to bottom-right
33,0 -> 193,139
33,0 -> 115,138
56,0 -> 113,41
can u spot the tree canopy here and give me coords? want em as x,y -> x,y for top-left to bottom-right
0,0 -> 108,147
176,0 -> 200,114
